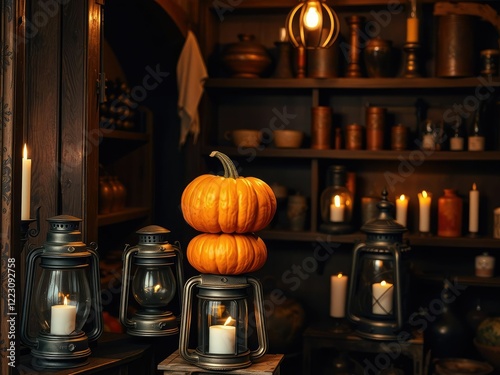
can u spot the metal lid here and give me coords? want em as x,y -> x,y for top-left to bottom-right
361,190 -> 407,235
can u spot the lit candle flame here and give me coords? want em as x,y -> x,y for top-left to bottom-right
399,194 -> 406,201
334,195 -> 341,207
224,316 -> 233,326
23,143 -> 28,159
64,296 -> 69,305
381,280 -> 387,286
472,183 -> 477,190
422,190 -> 428,198
337,273 -> 343,278
154,284 -> 161,293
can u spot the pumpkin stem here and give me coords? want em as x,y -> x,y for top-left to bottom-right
210,151 -> 239,179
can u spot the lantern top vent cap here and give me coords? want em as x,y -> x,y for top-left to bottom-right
361,189 -> 407,234
136,225 -> 171,245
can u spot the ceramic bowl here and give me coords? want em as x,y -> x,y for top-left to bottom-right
433,357 -> 493,375
474,339 -> 500,371
225,129 -> 262,148
273,130 -> 304,148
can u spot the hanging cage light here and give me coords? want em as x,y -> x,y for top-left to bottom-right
285,0 -> 341,49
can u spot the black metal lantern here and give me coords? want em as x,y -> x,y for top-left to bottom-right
179,274 -> 268,371
346,191 -> 411,340
119,225 -> 184,337
20,215 -> 102,370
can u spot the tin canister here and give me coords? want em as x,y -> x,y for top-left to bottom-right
311,106 -> 332,149
391,124 -> 408,150
345,123 -> 363,150
366,106 -> 386,150
436,14 -> 475,77
480,49 -> 499,76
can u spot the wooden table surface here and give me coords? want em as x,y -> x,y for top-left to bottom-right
158,350 -> 284,375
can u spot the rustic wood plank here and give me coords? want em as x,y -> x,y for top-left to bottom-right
158,351 -> 283,375
26,0 -> 62,248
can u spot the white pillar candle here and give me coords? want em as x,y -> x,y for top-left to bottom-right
372,280 -> 393,315
330,273 -> 348,318
209,325 -> 236,354
330,195 -> 344,222
418,190 -> 432,232
21,144 -> 32,220
50,297 -> 76,335
395,194 -> 409,227
469,183 -> 479,233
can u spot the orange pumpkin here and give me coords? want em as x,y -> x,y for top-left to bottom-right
187,233 -> 267,275
181,151 -> 277,233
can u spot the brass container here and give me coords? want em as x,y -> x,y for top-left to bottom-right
222,34 -> 272,78
345,123 -> 363,150
365,106 -> 386,150
307,46 -> 338,78
436,15 -> 476,77
391,124 -> 408,151
480,49 -> 499,76
311,106 -> 332,149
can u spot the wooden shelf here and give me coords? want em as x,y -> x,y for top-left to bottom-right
205,77 -> 500,90
202,147 -> 500,161
100,129 -> 149,141
259,229 -> 500,249
414,270 -> 500,288
98,207 -> 150,227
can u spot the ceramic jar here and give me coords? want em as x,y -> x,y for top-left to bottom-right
475,252 -> 495,277
287,193 -> 308,231
437,189 -> 462,237
222,34 -> 272,78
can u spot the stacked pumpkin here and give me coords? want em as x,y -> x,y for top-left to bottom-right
181,151 -> 277,275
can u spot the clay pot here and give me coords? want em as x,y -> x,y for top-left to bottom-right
437,189 -> 462,237
221,34 -> 272,78
98,176 -> 113,214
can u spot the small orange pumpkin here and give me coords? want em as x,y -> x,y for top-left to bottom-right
187,232 -> 267,275
181,151 -> 276,233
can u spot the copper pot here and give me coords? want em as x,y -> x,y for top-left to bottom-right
222,34 -> 272,78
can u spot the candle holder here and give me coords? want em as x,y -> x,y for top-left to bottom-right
20,215 -> 102,370
119,225 -> 185,337
403,42 -> 421,78
346,15 -> 365,78
21,206 -> 41,250
346,190 -> 411,340
179,274 -> 268,371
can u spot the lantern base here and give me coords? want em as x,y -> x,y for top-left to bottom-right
127,310 -> 179,337
320,222 -> 354,234
194,348 -> 252,371
30,331 -> 90,370
353,321 -> 401,341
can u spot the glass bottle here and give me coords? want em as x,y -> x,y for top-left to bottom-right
468,108 -> 485,151
421,119 -> 436,150
319,165 -> 353,234
448,116 -> 465,151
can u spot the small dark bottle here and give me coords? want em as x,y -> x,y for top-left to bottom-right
448,117 -> 465,151
468,108 -> 485,151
